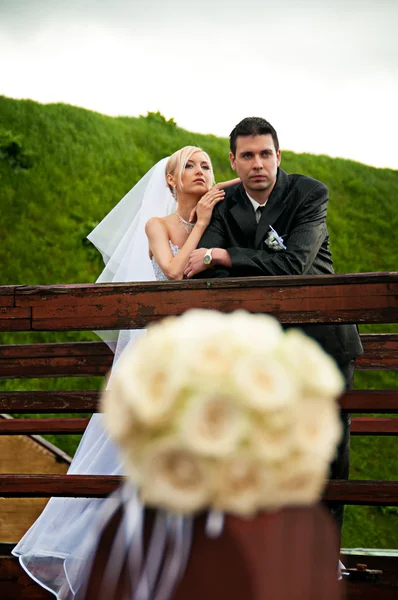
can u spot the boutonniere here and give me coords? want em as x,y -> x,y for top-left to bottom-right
264,225 -> 287,251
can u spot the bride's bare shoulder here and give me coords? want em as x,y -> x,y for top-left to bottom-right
145,216 -> 168,235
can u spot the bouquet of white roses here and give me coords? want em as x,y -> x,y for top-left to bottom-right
102,310 -> 344,517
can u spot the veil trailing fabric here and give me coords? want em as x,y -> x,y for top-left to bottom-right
87,156 -> 175,359
12,158 -> 178,600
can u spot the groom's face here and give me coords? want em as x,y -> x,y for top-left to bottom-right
230,134 -> 281,196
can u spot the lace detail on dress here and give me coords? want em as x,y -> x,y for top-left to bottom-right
151,241 -> 180,280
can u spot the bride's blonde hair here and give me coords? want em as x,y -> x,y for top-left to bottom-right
165,146 -> 214,192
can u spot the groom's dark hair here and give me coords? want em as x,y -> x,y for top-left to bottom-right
229,117 -> 279,155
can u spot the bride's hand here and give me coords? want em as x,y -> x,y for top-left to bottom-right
189,188 -> 225,226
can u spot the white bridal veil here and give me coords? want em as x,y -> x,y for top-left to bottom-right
87,156 -> 176,358
12,157 -> 177,600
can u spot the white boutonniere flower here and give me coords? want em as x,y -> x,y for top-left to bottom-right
265,225 -> 286,251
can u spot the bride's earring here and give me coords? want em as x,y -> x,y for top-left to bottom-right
172,187 -> 177,201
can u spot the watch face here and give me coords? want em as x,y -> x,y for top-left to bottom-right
203,254 -> 212,265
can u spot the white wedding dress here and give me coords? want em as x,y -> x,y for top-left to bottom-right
12,244 -> 180,600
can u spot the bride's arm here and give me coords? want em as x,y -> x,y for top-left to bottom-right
145,189 -> 225,280
214,177 -> 240,189
145,219 -> 206,280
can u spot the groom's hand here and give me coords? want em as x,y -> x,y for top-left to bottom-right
184,248 -> 232,278
184,248 -> 208,278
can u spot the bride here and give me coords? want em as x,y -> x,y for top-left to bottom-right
12,146 -> 236,599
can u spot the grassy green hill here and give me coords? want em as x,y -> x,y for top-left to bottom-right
0,95 -> 397,548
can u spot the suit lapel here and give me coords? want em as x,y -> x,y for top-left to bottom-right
229,185 -> 257,241
254,168 -> 289,248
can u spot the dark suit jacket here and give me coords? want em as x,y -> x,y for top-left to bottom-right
197,168 -> 363,364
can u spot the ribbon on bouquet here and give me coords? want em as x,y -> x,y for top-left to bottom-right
78,483 -> 223,600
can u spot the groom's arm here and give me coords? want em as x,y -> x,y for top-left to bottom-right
226,184 -> 329,276
185,183 -> 328,278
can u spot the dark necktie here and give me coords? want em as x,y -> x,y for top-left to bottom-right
256,205 -> 265,223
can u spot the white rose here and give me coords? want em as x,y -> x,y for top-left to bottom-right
173,326 -> 240,384
111,334 -> 181,427
260,465 -> 286,512
139,438 -> 212,514
226,310 -> 284,353
120,428 -> 156,485
279,329 -> 344,398
172,310 -> 283,385
274,452 -> 328,506
233,355 -> 297,412
171,309 -> 229,347
249,410 -> 296,462
292,397 -> 342,461
212,454 -> 266,516
179,393 -> 247,457
101,378 -> 137,443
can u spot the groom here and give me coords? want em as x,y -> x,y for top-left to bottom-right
184,116 -> 363,530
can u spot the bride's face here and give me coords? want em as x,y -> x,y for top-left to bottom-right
179,151 -> 213,196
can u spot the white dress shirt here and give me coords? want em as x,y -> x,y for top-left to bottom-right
246,193 -> 267,223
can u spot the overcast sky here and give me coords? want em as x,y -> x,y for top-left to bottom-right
1,0 -> 397,169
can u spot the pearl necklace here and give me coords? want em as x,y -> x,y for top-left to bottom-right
175,211 -> 195,234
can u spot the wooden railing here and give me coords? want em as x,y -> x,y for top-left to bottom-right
0,271 -> 397,599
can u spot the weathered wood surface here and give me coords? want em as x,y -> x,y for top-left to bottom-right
357,334 -> 398,370
0,334 -> 396,379
0,432 -> 70,543
0,272 -> 396,331
0,390 -> 99,413
342,553 -> 398,589
350,418 -> 398,435
0,418 -> 90,435
1,389 -> 397,414
340,390 -> 398,413
0,553 -> 54,599
0,476 -> 397,504
0,341 -> 113,378
343,583 -> 398,599
0,416 -> 397,436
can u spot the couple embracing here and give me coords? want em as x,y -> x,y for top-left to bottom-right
147,116 -> 362,527
13,116 -> 363,599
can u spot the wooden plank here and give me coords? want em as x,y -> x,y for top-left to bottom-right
0,341 -> 111,359
356,334 -> 398,371
0,476 -> 397,504
0,306 -> 31,331
1,389 -> 397,414
0,474 -> 121,497
0,390 -> 99,413
350,418 -> 398,435
1,272 -> 394,331
344,583 -> 398,599
0,341 -> 112,379
0,292 -> 15,308
1,416 -> 397,437
0,334 -> 396,380
341,553 -> 398,588
0,418 -> 90,435
0,553 -> 54,598
340,390 -> 398,413
324,480 -> 398,505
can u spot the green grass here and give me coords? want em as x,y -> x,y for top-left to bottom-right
0,95 -> 397,548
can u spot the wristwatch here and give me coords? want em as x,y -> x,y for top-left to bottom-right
203,248 -> 214,266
